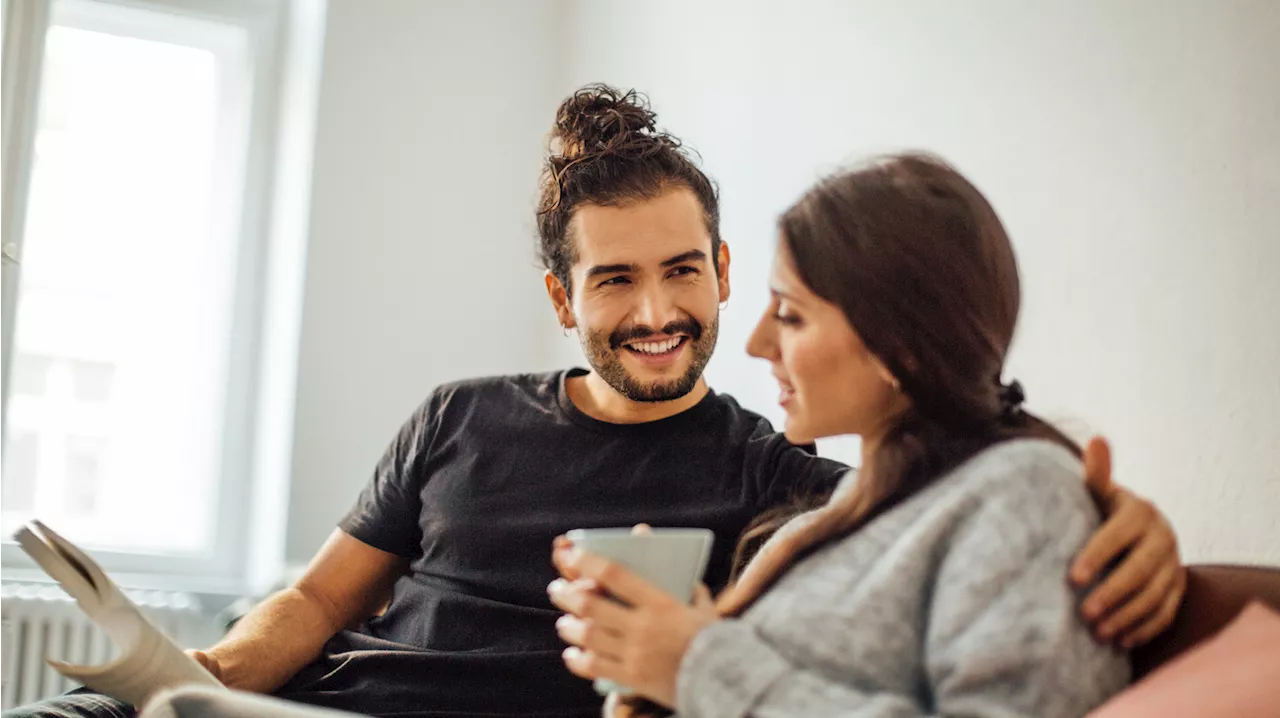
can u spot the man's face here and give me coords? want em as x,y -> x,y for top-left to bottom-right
552,187 -> 730,402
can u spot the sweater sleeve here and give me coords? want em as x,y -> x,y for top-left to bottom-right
674,448 -> 1130,718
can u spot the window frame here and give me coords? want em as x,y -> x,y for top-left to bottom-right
1,0 -> 301,593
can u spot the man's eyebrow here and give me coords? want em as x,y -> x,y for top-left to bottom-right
585,263 -> 638,279
660,250 -> 708,267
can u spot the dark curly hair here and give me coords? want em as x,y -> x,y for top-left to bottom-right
536,84 -> 721,295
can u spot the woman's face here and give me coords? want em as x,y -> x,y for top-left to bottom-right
746,242 -> 905,446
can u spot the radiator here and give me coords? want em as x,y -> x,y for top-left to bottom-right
0,582 -> 218,709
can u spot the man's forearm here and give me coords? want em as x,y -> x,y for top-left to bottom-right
204,586 -> 345,694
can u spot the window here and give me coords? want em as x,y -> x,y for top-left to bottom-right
1,0 -> 310,589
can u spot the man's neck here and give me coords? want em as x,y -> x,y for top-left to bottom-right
566,370 -> 710,425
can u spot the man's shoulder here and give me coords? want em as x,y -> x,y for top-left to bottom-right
706,390 -> 817,454
702,391 -> 836,472
432,371 -> 561,402
705,389 -> 776,433
404,371 -> 563,436
422,366 -> 563,417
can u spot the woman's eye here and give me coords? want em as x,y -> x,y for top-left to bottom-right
772,311 -> 802,326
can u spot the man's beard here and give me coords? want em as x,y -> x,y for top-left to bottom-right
579,314 -> 719,403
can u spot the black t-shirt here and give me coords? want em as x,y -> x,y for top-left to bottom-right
276,369 -> 847,717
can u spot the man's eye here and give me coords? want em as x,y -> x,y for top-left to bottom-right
600,276 -> 630,286
670,266 -> 697,276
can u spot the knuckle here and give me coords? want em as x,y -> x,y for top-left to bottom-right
1150,607 -> 1171,631
1131,592 -> 1158,617
1113,597 -> 1140,621
1121,598 -> 1148,622
634,613 -> 657,636
621,650 -> 646,682
1128,618 -> 1154,640
1109,576 -> 1135,597
1091,588 -> 1117,609
598,562 -> 622,585
619,646 -> 637,672
571,594 -> 593,618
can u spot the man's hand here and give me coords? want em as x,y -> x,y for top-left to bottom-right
1073,436 -> 1186,648
185,649 -> 223,683
186,530 -> 407,694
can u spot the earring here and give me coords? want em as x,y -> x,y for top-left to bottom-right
719,300 -> 729,310
561,324 -> 571,337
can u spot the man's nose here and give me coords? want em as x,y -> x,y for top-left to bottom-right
631,286 -> 680,332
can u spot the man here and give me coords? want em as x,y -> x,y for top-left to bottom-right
9,84 -> 1184,718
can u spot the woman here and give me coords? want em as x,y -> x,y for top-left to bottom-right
548,154 -> 1131,717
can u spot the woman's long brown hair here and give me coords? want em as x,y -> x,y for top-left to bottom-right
621,154 -> 1078,718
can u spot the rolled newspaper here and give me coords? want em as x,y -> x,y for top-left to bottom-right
12,520 -> 224,707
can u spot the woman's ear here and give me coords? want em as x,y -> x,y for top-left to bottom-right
873,357 -> 901,393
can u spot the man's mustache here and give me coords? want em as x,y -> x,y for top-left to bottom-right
609,319 -> 703,349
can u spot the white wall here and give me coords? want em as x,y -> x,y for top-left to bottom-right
284,0 -> 568,561
561,0 -> 1280,563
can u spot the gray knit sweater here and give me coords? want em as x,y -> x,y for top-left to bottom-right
674,439 -> 1130,718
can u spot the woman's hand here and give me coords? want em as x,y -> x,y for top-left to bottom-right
549,542 -> 718,709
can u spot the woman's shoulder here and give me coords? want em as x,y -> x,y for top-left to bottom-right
933,438 -> 1097,533
950,438 -> 1083,491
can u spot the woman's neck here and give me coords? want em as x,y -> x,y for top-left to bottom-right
859,429 -> 888,469
859,403 -> 911,468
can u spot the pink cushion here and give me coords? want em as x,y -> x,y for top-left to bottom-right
1087,601 -> 1280,718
